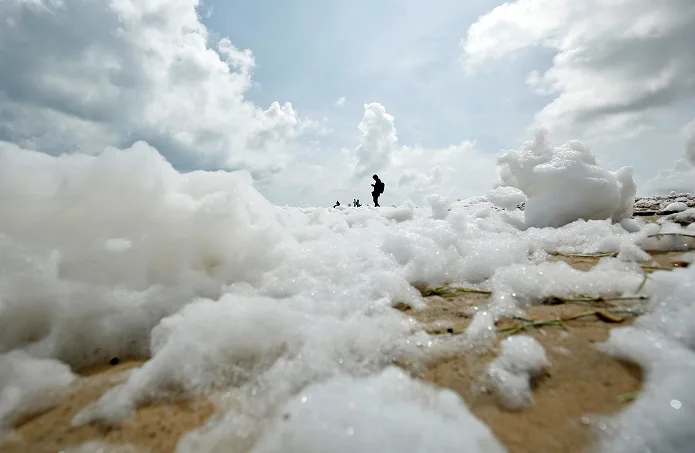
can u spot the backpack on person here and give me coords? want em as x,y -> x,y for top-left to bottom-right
376,180 -> 385,194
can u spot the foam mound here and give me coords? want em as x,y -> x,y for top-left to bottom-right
0,141 -> 292,369
495,128 -> 636,228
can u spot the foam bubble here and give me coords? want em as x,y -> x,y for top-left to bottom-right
427,194 -> 453,220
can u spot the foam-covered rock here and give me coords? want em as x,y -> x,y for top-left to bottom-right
661,208 -> 695,226
663,201 -> 687,212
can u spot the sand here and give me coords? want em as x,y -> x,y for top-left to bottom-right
2,361 -> 214,453
2,230 -> 692,453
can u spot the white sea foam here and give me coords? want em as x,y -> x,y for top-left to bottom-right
0,135 -> 691,453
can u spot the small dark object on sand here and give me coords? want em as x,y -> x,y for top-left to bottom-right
109,357 -> 120,366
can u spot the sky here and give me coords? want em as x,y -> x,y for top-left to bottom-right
1,0 -> 694,207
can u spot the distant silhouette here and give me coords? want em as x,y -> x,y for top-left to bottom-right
334,200 -> 340,208
353,198 -> 361,207
371,174 -> 384,207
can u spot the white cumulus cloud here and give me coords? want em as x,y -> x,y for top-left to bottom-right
461,0 -> 695,141
352,103 -> 400,179
344,103 -> 497,205
262,103 -> 497,207
645,120 -> 695,194
685,119 -> 695,166
0,0 -> 500,207
0,0 -> 316,177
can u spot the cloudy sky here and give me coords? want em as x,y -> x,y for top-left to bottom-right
2,0 -> 694,206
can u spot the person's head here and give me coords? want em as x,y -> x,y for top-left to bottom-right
373,174 -> 379,181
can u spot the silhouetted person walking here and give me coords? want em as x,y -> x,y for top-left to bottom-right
371,174 -> 384,207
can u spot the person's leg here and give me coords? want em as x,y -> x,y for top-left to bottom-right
373,192 -> 380,207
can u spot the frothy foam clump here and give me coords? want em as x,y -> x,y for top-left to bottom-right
495,128 -> 636,229
634,263 -> 695,350
0,350 -> 77,430
491,259 -> 644,307
0,142 -> 293,369
661,208 -> 695,226
178,367 -> 507,453
593,328 -> 695,453
465,259 -> 645,346
484,335 -> 549,410
587,259 -> 695,452
427,194 -> 455,220
485,186 -> 526,211
634,221 -> 695,252
70,294 -> 440,427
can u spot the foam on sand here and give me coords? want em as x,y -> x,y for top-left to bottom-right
586,261 -> 695,452
634,221 -> 695,252
484,335 -> 549,411
70,294 -> 442,428
0,136 -> 693,452
661,207 -> 695,226
0,141 -> 293,369
633,262 -> 695,350
0,350 -> 76,431
464,257 -> 646,347
178,367 -> 507,453
592,328 -> 695,453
